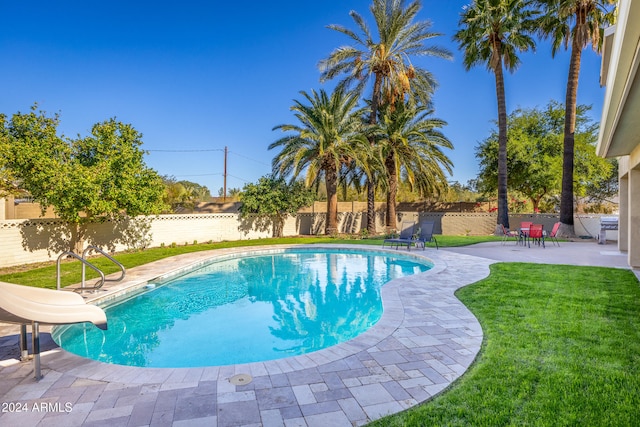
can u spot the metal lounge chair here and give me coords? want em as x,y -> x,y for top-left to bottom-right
500,224 -> 520,245
413,221 -> 439,250
383,221 -> 415,250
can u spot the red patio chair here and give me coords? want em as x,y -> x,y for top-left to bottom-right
528,224 -> 545,248
548,222 -> 561,246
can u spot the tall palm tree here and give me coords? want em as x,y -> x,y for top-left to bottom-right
319,0 -> 451,233
535,0 -> 616,237
454,0 -> 537,233
376,102 -> 453,229
270,88 -> 367,235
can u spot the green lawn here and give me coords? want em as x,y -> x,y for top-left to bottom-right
0,235 -> 501,289
369,263 -> 640,426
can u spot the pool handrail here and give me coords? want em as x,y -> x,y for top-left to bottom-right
56,251 -> 105,291
82,245 -> 126,284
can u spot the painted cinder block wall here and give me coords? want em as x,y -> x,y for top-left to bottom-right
0,212 -> 616,269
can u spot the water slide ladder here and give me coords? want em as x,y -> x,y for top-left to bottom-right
19,247 -> 124,380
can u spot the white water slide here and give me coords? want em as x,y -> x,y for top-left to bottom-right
0,280 -> 107,380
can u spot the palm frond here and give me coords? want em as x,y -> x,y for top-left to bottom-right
320,0 -> 449,115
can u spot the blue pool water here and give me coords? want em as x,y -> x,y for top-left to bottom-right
53,248 -> 432,367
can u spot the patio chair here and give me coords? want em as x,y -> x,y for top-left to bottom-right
413,221 -> 439,250
500,224 -> 520,245
528,224 -> 545,248
383,221 -> 415,250
548,222 -> 561,246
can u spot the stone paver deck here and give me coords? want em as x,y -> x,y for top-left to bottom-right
0,244 -> 495,426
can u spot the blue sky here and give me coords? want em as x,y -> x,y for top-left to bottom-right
1,1 -> 607,195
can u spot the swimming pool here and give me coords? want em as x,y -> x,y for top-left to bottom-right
52,248 -> 433,367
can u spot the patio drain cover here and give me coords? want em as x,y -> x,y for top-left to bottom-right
229,373 -> 253,385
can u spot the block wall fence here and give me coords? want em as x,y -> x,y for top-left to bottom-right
0,212 -> 616,268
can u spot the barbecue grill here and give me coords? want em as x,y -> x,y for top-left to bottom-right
598,217 -> 618,244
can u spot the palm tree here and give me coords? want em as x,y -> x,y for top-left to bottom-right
319,0 -> 451,233
270,88 -> 367,235
376,102 -> 453,229
535,0 -> 616,237
454,0 -> 537,233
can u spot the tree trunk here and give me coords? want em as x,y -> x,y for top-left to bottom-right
69,223 -> 86,254
365,73 -> 383,235
366,178 -> 376,234
558,36 -> 582,238
494,59 -> 510,231
385,152 -> 398,230
325,165 -> 339,235
370,73 -> 382,127
272,216 -> 284,238
532,196 -> 541,213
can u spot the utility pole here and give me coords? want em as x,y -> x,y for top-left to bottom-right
223,146 -> 228,202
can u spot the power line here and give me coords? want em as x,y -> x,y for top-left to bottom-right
174,173 -> 223,177
228,150 -> 271,167
174,173 -> 249,182
148,146 -> 262,197
226,173 -> 250,183
148,148 -> 270,167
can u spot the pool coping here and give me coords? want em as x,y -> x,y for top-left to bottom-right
56,246 -> 441,367
56,245 -> 445,371
0,244 -> 495,426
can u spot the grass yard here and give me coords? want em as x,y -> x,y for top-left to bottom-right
0,235 -> 501,289
370,263 -> 640,426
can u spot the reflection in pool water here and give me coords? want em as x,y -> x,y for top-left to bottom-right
53,249 -> 432,367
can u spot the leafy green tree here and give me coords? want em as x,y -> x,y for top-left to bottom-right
375,102 -> 453,228
69,119 -> 166,221
2,107 -> 69,203
163,177 -> 211,211
440,180 -> 482,203
582,158 -> 618,207
476,101 -> 616,212
454,0 -> 537,232
270,88 -> 367,234
476,103 -> 561,212
0,114 -> 19,197
163,178 -> 191,212
319,0 -> 452,233
178,180 -> 210,201
218,187 -> 241,200
3,106 -> 166,251
239,176 -> 314,237
535,0 -> 616,236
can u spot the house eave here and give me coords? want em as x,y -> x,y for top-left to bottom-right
597,0 -> 640,159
